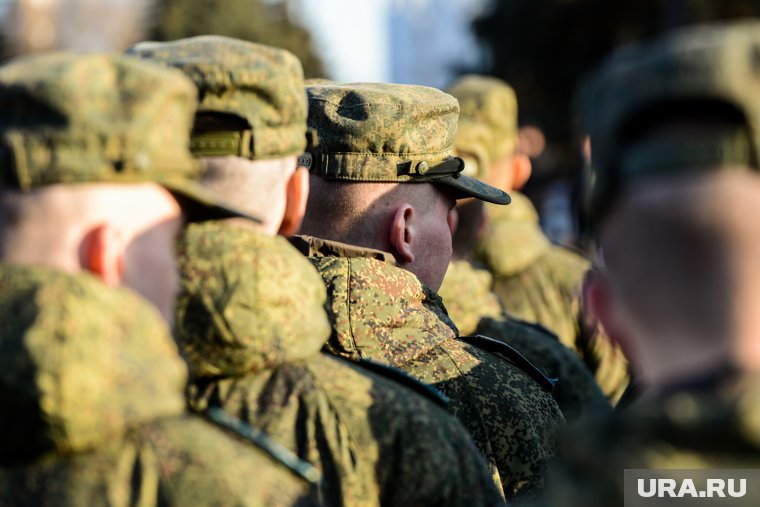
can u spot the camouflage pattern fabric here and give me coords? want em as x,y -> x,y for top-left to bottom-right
581,20 -> 760,217
0,264 -> 319,506
128,36 -> 309,160
440,260 -> 611,422
176,222 -> 505,507
292,235 -> 565,502
447,75 -> 519,169
0,52 -> 254,222
528,374 -> 760,507
304,82 -> 510,205
475,192 -> 630,403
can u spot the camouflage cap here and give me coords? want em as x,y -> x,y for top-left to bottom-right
303,82 -> 510,205
128,36 -> 309,161
0,52 -> 259,222
583,20 -> 760,216
447,75 -> 519,169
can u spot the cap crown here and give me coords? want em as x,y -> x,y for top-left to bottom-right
0,53 -> 200,189
447,75 -> 518,167
129,36 -> 308,160
305,82 -> 461,181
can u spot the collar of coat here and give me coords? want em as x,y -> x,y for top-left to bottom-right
0,264 -> 187,465
291,235 -> 461,367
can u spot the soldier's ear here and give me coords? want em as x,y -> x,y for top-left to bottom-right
389,204 -> 415,264
510,154 -> 532,191
280,166 -> 310,237
79,223 -> 125,286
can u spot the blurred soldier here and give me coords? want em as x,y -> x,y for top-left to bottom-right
438,94 -> 610,420
445,75 -> 629,403
531,20 -> 760,506
0,53 -> 320,505
130,37 -> 504,507
297,82 -> 565,501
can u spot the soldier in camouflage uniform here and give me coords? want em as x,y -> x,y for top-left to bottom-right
439,134 -> 610,421
0,53 -> 320,506
296,82 -> 565,502
528,20 -> 760,506
444,75 -> 630,404
130,37 -> 504,507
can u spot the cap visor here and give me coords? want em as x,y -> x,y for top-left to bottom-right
435,174 -> 511,205
160,179 -> 262,223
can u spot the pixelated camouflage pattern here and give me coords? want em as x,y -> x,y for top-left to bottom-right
305,82 -> 459,181
297,236 -> 565,502
528,374 -> 760,507
447,75 -> 518,165
583,20 -> 760,216
175,223 -> 504,507
176,222 -> 330,377
476,318 -> 611,422
475,192 -> 630,403
128,36 -> 308,159
0,264 -> 319,506
0,53 -> 199,188
438,259 -> 503,337
440,260 -> 611,421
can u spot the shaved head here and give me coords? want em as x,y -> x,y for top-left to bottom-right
598,169 -> 760,382
300,175 -> 458,290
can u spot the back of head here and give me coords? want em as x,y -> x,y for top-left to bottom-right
0,52 -> 252,321
128,36 -> 311,232
583,20 -> 760,383
299,82 -> 510,289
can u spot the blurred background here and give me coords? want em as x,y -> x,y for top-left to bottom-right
1,0 -> 759,247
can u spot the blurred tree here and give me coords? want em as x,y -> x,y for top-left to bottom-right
151,0 -> 325,77
474,0 -> 760,174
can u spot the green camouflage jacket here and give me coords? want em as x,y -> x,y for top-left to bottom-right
529,373 -> 760,507
292,236 -> 566,502
176,222 -> 505,507
475,191 -> 629,403
439,259 -> 611,422
0,264 -> 318,507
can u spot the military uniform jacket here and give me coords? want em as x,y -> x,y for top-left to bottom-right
292,235 -> 566,502
440,260 -> 611,422
475,191 -> 629,402
531,373 -> 760,507
0,264 -> 318,507
176,222 -> 504,507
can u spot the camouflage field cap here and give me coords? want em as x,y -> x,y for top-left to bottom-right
303,82 -> 510,205
128,36 -> 310,161
447,75 -> 519,172
583,20 -> 760,216
0,52 -> 259,222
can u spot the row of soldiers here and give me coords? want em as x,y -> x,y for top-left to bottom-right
0,15 -> 758,507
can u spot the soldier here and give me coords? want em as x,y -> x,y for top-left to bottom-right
530,20 -> 760,506
296,82 -> 565,501
129,36 -> 504,507
438,76 -> 610,422
445,75 -> 630,403
0,53 -> 320,506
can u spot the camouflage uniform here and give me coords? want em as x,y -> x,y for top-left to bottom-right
0,53 -> 316,505
446,75 -> 629,403
439,260 -> 611,422
299,83 -> 563,501
528,20 -> 760,507
0,266 -> 318,507
177,222 -> 504,507
133,38 -> 504,507
293,235 -> 562,502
